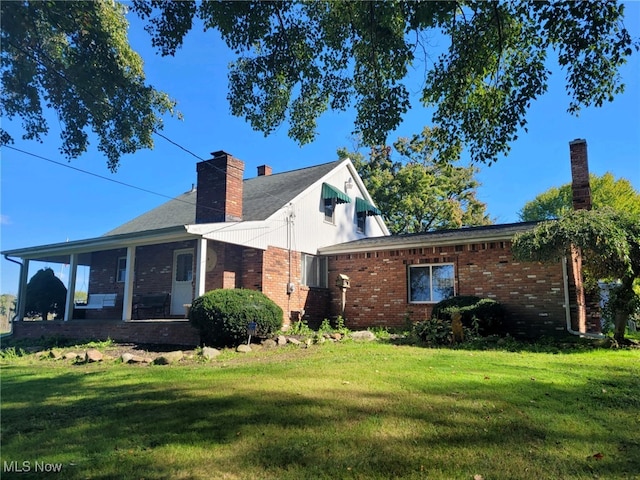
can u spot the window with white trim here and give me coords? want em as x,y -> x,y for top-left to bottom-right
324,197 -> 336,223
408,264 -> 455,303
116,257 -> 127,283
301,254 -> 328,288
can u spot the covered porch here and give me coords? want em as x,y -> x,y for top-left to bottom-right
4,225 -> 262,325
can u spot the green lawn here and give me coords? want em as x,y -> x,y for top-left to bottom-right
1,341 -> 639,479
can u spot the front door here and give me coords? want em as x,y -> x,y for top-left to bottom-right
171,249 -> 194,315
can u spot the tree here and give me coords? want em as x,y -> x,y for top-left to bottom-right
512,209 -> 640,343
519,173 -> 640,221
134,0 -> 637,164
24,268 -> 67,320
0,1 -> 176,171
342,127 -> 492,234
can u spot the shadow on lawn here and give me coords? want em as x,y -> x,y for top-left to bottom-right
2,362 -> 639,480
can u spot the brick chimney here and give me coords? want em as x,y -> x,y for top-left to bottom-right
257,165 -> 272,176
569,139 -> 592,211
196,151 -> 244,223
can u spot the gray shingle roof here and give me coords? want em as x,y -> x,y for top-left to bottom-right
104,160 -> 344,236
319,221 -> 539,253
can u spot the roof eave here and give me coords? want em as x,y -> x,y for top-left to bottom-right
2,226 -> 195,261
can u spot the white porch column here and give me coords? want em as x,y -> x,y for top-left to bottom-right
63,254 -> 78,322
195,237 -> 208,298
16,259 -> 30,321
121,246 -> 136,321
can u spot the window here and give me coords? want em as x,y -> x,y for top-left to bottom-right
175,252 -> 193,282
116,257 -> 127,283
324,198 -> 336,223
356,213 -> 366,233
408,264 -> 455,303
302,254 -> 328,288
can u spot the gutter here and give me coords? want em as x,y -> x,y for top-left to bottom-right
1,254 -> 23,338
562,255 -> 604,339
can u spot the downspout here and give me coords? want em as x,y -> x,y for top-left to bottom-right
1,255 -> 23,338
562,255 -> 604,339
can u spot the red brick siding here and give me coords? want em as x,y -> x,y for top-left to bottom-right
328,241 -> 578,337
83,241 -> 196,319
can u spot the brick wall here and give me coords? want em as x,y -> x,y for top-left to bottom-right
84,240 -> 196,319
328,240 -> 577,337
11,320 -> 200,346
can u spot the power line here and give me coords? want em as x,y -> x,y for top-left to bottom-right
4,145 -> 197,205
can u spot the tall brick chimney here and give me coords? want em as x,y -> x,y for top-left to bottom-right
196,151 -> 244,223
257,165 -> 272,176
568,139 -> 593,334
569,139 -> 592,211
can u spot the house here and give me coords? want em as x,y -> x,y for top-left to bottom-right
3,141 -> 599,345
320,139 -> 600,338
3,151 -> 388,344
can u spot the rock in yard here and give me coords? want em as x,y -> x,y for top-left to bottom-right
262,339 -> 277,349
153,350 -> 184,365
350,330 -> 376,342
287,337 -> 302,345
276,335 -> 287,346
121,353 -> 146,364
64,352 -> 81,360
236,344 -> 252,353
201,347 -> 221,360
84,349 -> 104,363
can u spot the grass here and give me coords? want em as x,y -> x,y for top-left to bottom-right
1,340 -> 639,479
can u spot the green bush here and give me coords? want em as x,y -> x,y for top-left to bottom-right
431,296 -> 505,335
189,289 -> 283,348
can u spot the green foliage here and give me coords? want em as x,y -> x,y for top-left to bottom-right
0,1 -> 176,171
287,319 -> 315,337
342,127 -> 492,234
413,318 -> 454,346
432,296 -> 505,335
513,208 -> 640,341
134,1 -> 636,163
24,268 -> 67,320
189,289 -> 283,348
519,173 -> 640,221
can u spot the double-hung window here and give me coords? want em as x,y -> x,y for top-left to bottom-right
408,264 -> 455,303
301,254 -> 328,288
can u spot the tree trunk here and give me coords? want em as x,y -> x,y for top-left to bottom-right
613,310 -> 628,344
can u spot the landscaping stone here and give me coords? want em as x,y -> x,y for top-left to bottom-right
351,330 -> 376,342
236,344 -> 252,353
64,352 -> 80,360
287,337 -> 301,345
276,335 -> 287,346
84,349 -> 103,362
201,347 -> 221,360
330,333 -> 342,341
121,353 -> 146,364
262,339 -> 277,349
153,350 -> 184,365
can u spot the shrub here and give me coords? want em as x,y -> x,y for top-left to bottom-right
432,296 -> 505,335
189,289 -> 283,348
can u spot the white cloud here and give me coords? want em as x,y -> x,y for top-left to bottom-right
0,215 -> 10,225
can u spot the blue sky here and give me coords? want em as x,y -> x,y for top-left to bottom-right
1,4 -> 639,295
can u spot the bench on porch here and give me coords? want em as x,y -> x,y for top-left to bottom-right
75,293 -> 118,310
133,293 -> 171,320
